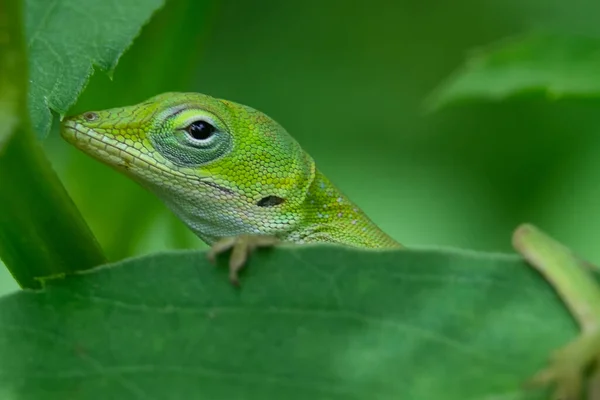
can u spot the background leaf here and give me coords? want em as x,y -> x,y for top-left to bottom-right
0,246 -> 576,399
26,0 -> 165,138
427,33 -> 600,110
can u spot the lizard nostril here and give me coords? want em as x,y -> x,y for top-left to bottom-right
83,112 -> 98,122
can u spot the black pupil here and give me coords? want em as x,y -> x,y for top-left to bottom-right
187,121 -> 215,140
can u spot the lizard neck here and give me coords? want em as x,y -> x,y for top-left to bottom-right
287,170 -> 401,249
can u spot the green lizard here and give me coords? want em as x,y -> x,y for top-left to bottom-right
61,92 -> 600,399
61,92 -> 401,284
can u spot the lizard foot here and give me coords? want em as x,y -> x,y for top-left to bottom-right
207,235 -> 280,286
526,332 -> 600,399
513,224 -> 600,400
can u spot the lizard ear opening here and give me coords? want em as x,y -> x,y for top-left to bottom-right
257,196 -> 285,207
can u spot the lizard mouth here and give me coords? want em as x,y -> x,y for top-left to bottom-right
60,119 -> 236,195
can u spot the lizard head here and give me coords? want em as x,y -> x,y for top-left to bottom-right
61,92 -> 316,243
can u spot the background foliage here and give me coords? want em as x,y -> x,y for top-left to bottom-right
2,0 -> 600,294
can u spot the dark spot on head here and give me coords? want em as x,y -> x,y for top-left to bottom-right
83,112 -> 98,122
257,196 -> 285,207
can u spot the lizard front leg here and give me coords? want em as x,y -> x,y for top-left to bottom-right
207,235 -> 281,285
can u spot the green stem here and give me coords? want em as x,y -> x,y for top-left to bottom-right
0,0 -> 106,289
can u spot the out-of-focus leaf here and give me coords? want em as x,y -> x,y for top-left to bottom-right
427,33 -> 600,111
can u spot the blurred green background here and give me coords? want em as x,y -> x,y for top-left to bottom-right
3,0 -> 600,294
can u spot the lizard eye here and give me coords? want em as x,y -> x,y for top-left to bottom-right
83,112 -> 98,121
185,120 -> 216,141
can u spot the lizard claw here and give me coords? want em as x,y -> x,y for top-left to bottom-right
207,234 -> 280,285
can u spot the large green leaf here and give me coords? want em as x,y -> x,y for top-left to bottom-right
0,246 -> 575,399
25,0 -> 165,138
427,33 -> 600,111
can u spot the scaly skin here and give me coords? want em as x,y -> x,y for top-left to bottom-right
61,92 -> 401,277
